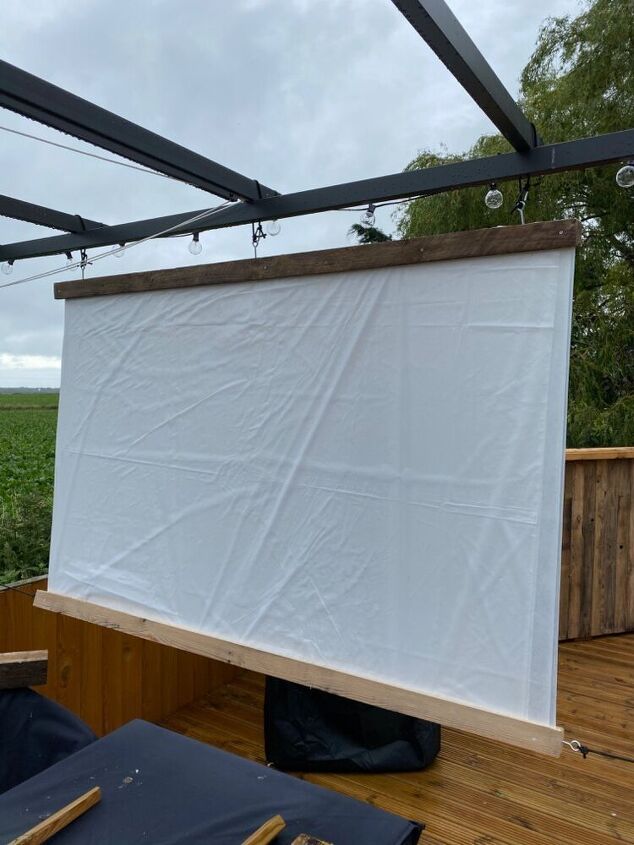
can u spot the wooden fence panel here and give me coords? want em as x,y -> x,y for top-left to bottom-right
559,449 -> 633,639
0,448 -> 632,728
0,578 -> 238,735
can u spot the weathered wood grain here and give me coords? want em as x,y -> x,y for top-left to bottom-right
54,220 -> 581,300
0,649 -> 47,689
558,456 -> 634,639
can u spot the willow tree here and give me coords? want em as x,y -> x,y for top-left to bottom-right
397,0 -> 633,447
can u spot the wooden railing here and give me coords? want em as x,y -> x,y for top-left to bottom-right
1,447 -> 632,731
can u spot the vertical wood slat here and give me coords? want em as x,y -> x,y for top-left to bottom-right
558,468 -> 573,641
0,450 -> 632,729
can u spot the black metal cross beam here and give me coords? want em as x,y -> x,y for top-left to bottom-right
2,128 -> 632,262
0,60 -> 277,202
0,195 -> 103,232
392,0 -> 539,151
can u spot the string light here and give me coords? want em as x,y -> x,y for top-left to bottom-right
65,251 -> 78,272
188,233 -> 202,255
1,260 -> 14,276
266,219 -> 281,236
361,204 -> 376,226
484,183 -> 503,209
616,162 -> 634,188
114,243 -> 125,258
0,200 -> 233,291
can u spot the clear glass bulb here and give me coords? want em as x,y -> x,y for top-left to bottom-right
1,261 -> 13,276
616,163 -> 634,188
114,244 -> 125,258
485,186 -> 504,209
266,219 -> 281,236
188,234 -> 202,255
362,206 -> 376,226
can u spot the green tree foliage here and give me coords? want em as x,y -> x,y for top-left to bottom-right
348,222 -> 393,243
397,0 -> 633,447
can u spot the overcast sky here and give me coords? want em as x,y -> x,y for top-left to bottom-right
0,0 -> 582,387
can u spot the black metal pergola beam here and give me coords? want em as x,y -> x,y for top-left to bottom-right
392,0 -> 539,152
0,60 -> 277,202
0,195 -> 103,232
2,128 -> 632,262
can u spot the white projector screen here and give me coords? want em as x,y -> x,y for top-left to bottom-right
44,226 -> 576,754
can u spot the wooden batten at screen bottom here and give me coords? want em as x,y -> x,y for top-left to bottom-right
33,591 -> 563,756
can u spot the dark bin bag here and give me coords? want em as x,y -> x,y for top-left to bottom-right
0,687 -> 96,794
264,676 -> 440,773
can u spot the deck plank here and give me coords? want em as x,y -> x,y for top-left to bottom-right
162,635 -> 634,844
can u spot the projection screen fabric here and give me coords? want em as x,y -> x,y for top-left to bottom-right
47,238 -> 575,744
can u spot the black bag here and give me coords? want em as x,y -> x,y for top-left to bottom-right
264,677 -> 440,773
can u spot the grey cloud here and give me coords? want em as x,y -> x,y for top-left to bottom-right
0,0 -> 581,386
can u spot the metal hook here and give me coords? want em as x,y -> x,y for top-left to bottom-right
512,177 -> 530,224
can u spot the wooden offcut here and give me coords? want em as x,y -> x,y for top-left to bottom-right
33,590 -> 564,756
9,786 -> 101,844
292,837 -> 333,845
0,650 -> 47,689
54,220 -> 581,300
242,815 -> 286,845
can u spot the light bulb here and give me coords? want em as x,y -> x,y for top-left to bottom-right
266,219 -> 281,236
188,233 -> 202,255
485,184 -> 504,209
114,243 -> 125,258
1,261 -> 13,276
361,204 -> 376,226
616,163 -> 634,188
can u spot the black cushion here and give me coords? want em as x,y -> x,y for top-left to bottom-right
0,719 -> 422,844
0,687 -> 96,794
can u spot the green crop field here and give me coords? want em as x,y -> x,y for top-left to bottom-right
0,393 -> 58,585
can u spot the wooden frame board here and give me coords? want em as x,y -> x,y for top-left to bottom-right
34,591 -> 563,756
54,219 -> 581,300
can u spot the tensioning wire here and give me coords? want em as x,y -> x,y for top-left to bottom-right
0,123 -> 176,181
0,200 -> 235,290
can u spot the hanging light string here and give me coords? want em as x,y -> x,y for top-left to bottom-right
0,199 -> 234,290
0,123 -> 177,181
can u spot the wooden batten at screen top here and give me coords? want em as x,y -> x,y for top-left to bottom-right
52,219 -> 582,300
36,219 -> 583,758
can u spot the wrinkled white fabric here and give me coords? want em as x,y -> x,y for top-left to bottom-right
50,247 -> 574,727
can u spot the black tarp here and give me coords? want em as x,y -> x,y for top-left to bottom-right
265,678 -> 440,773
0,719 -> 423,844
0,688 -> 96,794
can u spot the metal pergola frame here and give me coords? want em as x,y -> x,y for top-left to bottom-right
1,0 -> 632,266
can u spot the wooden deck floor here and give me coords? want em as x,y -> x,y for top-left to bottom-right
162,635 -> 634,845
